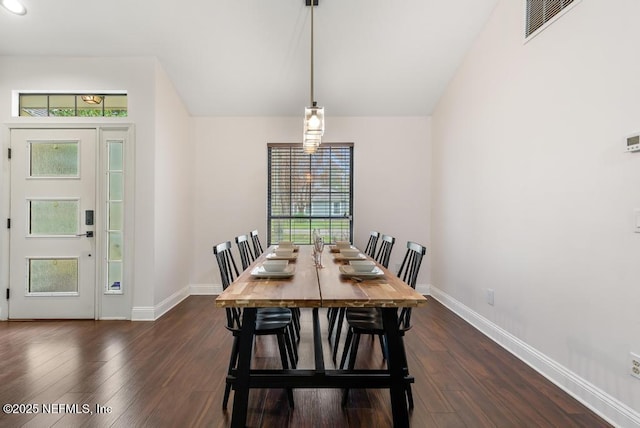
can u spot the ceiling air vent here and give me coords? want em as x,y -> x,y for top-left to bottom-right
526,0 -> 576,38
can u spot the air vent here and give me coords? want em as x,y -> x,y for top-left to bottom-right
526,0 -> 576,38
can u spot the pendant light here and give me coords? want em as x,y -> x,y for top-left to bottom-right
302,0 -> 324,154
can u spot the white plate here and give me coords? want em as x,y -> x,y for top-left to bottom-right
251,265 -> 295,278
275,245 -> 299,252
339,265 -> 384,278
329,245 -> 357,253
267,252 -> 298,261
333,252 -> 366,261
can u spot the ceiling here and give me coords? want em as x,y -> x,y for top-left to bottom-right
0,0 -> 498,117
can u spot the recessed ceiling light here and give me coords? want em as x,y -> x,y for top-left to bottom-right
1,0 -> 27,15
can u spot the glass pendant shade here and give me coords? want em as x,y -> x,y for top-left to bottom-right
303,133 -> 321,154
304,105 -> 325,136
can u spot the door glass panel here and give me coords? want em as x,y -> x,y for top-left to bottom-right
106,139 -> 124,294
29,200 -> 79,235
108,262 -> 122,291
109,232 -> 122,260
108,202 -> 123,230
30,141 -> 79,177
29,258 -> 78,293
109,172 -> 123,200
109,141 -> 123,170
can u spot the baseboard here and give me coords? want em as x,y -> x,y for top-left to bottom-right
131,285 -> 190,321
131,306 -> 155,321
154,286 -> 190,319
190,283 -> 222,295
429,285 -> 640,428
416,283 -> 430,295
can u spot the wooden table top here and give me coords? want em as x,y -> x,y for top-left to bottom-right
215,245 -> 427,309
318,247 -> 427,308
215,245 -> 322,308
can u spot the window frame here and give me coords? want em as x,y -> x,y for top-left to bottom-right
267,142 -> 354,246
15,92 -> 128,118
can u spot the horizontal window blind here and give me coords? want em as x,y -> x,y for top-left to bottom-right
268,143 -> 353,245
526,0 -> 575,37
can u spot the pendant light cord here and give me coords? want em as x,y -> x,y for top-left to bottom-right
310,0 -> 315,105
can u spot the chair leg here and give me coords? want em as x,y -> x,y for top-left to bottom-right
342,332 -> 361,406
276,332 -> 295,408
378,333 -> 387,362
339,328 -> 353,370
331,308 -> 345,364
327,307 -> 337,339
292,308 -> 301,342
287,323 -> 298,363
284,329 -> 297,369
348,332 -> 361,370
223,335 -> 240,410
406,384 -> 414,410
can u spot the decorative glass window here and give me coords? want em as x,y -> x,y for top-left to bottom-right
268,143 -> 353,245
19,93 -> 127,117
106,140 -> 124,293
29,199 -> 79,236
28,258 -> 79,295
29,141 -> 79,177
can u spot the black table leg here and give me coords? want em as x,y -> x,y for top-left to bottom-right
231,307 -> 257,428
381,308 -> 409,427
312,308 -> 326,374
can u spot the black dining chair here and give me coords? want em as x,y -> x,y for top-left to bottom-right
327,230 -> 381,363
239,232 -> 302,343
214,241 -> 297,409
339,240 -> 427,410
250,229 -> 264,257
363,230 -> 380,258
235,234 -> 255,270
375,234 -> 395,268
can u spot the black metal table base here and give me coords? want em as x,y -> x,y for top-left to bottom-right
229,307 -> 411,428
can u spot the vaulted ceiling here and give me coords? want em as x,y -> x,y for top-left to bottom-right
0,0 -> 498,116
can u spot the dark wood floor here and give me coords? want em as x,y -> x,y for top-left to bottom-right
0,296 -> 611,428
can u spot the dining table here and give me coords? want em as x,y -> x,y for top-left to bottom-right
215,244 -> 428,427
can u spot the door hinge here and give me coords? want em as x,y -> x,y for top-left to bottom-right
7,148 -> 11,159
5,288 -> 9,300
6,218 -> 10,229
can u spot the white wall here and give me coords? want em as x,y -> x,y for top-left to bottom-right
431,0 -> 640,425
190,116 -> 431,292
0,56 -> 158,319
153,62 -> 193,310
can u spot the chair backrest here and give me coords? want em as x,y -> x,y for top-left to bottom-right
213,241 -> 240,290
250,229 -> 264,257
396,241 -> 427,331
364,231 -> 379,258
235,234 -> 255,270
375,234 -> 395,268
213,241 -> 242,330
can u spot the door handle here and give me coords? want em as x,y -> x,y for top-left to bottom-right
76,231 -> 94,238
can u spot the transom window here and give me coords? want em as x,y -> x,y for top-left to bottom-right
18,93 -> 128,117
268,143 -> 353,245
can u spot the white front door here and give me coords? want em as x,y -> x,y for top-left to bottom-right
9,128 -> 97,319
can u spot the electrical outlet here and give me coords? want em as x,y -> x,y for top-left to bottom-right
486,289 -> 494,306
631,353 -> 640,380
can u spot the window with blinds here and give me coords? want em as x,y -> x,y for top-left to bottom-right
268,143 -> 353,245
526,0 -> 575,38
